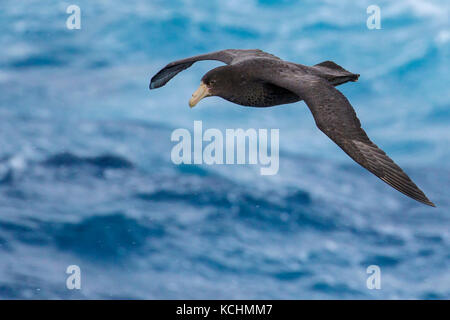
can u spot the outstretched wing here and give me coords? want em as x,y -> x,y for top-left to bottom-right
263,73 -> 435,206
150,49 -> 280,89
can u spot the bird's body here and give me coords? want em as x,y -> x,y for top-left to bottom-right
206,61 -> 301,107
150,49 -> 435,207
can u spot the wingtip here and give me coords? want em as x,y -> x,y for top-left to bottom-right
419,193 -> 436,207
417,197 -> 436,207
426,200 -> 436,208
378,173 -> 436,208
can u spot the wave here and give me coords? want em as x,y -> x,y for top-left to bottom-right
43,152 -> 134,169
0,213 -> 165,261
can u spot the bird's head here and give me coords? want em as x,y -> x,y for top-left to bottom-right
189,66 -> 234,108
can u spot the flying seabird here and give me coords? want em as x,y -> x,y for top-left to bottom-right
150,49 -> 435,207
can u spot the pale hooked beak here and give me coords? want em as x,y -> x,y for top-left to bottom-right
189,82 -> 210,108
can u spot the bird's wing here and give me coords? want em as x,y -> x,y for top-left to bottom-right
150,49 -> 280,89
263,73 -> 435,206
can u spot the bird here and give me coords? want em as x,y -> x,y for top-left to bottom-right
149,49 -> 435,207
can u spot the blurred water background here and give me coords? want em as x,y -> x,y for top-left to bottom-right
0,0 -> 449,299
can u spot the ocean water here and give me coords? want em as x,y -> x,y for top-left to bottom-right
0,0 -> 449,299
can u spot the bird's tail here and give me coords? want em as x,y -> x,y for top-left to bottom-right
313,60 -> 359,86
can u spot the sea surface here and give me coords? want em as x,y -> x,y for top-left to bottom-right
0,0 -> 449,299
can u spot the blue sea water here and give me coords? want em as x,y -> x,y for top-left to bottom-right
0,0 -> 449,299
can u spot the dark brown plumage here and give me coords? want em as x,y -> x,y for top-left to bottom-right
150,49 -> 435,207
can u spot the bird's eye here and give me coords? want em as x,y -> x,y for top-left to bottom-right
210,79 -> 216,85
